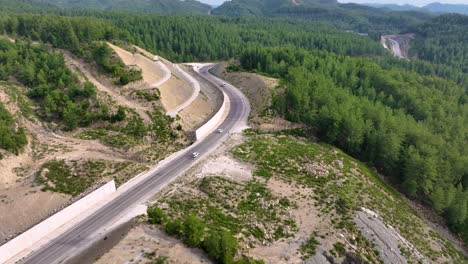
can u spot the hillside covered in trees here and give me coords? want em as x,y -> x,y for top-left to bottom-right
212,0 -> 433,35
5,0 -> 212,14
0,39 -> 123,131
236,45 -> 468,242
409,14 -> 468,74
0,13 -> 386,62
0,0 -> 467,256
0,102 -> 27,155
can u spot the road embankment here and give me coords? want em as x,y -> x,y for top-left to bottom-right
0,181 -> 117,264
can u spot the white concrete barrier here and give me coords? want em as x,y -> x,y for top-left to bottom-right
195,90 -> 228,140
0,181 -> 116,264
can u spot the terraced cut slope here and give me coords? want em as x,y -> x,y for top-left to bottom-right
108,43 -> 217,131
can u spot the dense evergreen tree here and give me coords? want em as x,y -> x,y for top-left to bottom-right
0,0 -> 466,244
0,12 -> 386,62
409,14 -> 468,73
212,0 -> 433,35
0,103 -> 27,155
0,39 -> 118,130
238,46 -> 468,242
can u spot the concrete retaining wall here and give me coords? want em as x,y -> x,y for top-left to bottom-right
0,181 -> 116,264
195,90 -> 228,140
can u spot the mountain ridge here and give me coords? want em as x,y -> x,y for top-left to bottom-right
211,0 -> 434,34
29,0 -> 212,14
366,2 -> 468,15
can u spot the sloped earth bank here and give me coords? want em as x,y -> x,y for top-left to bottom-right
108,44 -> 216,131
177,66 -> 222,132
0,46 -> 194,244
106,42 -> 167,86
62,51 -> 153,123
0,84 -> 136,243
210,62 -> 303,132
381,34 -> 415,59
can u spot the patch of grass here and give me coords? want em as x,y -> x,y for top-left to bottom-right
77,128 -> 139,148
36,160 -> 89,196
149,109 -> 178,143
1,82 -> 34,118
36,159 -> 145,195
333,242 -> 346,257
158,176 -> 296,246
76,107 -> 179,149
135,90 -> 160,101
143,251 -> 168,264
299,234 -> 320,259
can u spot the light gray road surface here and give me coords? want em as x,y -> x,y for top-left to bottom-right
19,64 -> 250,264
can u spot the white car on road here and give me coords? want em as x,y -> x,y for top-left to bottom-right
191,152 -> 200,158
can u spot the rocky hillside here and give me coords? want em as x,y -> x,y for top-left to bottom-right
99,130 -> 467,263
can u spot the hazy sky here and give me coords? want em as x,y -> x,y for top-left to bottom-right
198,0 -> 468,7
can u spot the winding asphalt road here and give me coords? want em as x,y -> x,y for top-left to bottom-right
19,64 -> 250,264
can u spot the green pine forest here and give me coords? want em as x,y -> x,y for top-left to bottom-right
0,0 -> 467,247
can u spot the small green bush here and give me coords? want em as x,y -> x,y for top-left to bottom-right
164,219 -> 183,236
203,230 -> 238,264
183,214 -> 205,247
147,207 -> 166,224
333,242 -> 346,257
300,235 -> 320,259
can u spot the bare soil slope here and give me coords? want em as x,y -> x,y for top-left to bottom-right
108,43 -> 194,117
210,62 -> 302,132
108,44 -> 216,131
0,83 -> 136,242
0,44 -> 196,243
381,34 -> 415,59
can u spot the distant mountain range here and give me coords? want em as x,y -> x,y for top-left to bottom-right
210,0 -> 435,34
365,2 -> 468,15
29,0 -> 212,14
211,0 -> 339,16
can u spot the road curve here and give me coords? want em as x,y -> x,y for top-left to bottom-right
18,64 -> 250,264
